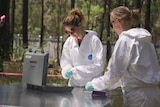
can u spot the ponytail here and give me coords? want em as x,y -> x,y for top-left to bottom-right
130,9 -> 141,27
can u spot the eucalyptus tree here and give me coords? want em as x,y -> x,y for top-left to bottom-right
71,0 -> 75,9
144,0 -> 151,32
106,0 -> 111,61
22,0 -> 28,48
28,0 -> 41,36
151,0 -> 160,44
40,0 -> 44,48
9,0 -> 160,64
10,0 -> 15,48
0,0 -> 10,72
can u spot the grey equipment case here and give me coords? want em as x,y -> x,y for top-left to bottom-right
22,50 -> 73,92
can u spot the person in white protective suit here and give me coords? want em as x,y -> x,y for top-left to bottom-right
60,8 -> 105,87
85,6 -> 160,107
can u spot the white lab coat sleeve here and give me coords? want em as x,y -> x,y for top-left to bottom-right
72,37 -> 105,84
91,37 -> 130,91
60,39 -> 73,79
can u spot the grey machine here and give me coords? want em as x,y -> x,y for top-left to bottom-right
22,50 -> 73,92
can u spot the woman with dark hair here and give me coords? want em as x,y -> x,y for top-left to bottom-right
60,8 -> 105,87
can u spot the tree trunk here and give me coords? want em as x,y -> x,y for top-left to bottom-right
10,0 -> 15,57
56,0 -> 61,65
106,0 -> 111,61
98,0 -> 107,41
0,0 -> 10,71
40,0 -> 44,48
144,0 -> 151,32
71,0 -> 75,9
86,0 -> 91,29
135,0 -> 142,9
22,0 -> 28,48
134,0 -> 142,27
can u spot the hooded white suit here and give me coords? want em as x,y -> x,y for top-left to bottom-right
60,30 -> 105,87
91,28 -> 160,107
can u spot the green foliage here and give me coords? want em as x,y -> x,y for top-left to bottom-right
12,44 -> 28,61
90,5 -> 103,15
0,75 -> 68,85
8,0 -> 160,63
75,0 -> 104,35
1,61 -> 68,85
28,1 -> 41,35
14,0 -> 23,34
151,0 -> 160,28
47,76 -> 68,85
0,75 -> 22,85
12,0 -> 160,40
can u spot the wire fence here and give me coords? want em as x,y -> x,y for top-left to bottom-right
13,34 -> 160,63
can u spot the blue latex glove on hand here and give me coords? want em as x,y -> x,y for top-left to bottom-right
64,69 -> 73,78
85,82 -> 94,91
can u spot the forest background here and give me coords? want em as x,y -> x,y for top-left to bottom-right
0,0 -> 160,84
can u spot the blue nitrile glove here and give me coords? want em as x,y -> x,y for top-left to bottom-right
85,82 -> 94,91
64,69 -> 73,78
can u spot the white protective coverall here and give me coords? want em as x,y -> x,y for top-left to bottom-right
91,28 -> 160,107
60,30 -> 105,87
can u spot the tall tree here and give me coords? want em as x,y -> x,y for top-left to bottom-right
40,0 -> 44,48
10,0 -> 15,50
98,1 -> 107,41
22,0 -> 28,48
135,0 -> 142,9
85,0 -> 91,29
134,0 -> 143,27
144,0 -> 151,32
0,0 -> 10,71
56,0 -> 61,65
71,0 -> 75,9
106,0 -> 111,61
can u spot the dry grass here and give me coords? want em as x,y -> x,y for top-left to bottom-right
0,61 -> 68,85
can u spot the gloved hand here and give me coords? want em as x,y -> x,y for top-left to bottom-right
64,69 -> 73,78
85,82 -> 94,91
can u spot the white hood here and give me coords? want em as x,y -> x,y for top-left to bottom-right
121,28 -> 152,43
